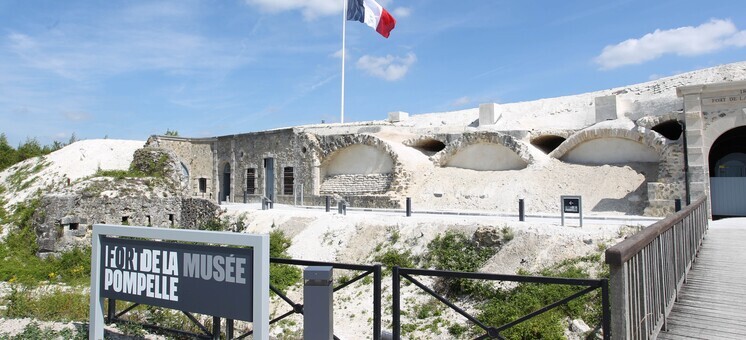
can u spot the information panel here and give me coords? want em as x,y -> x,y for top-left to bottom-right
99,236 -> 254,321
563,198 -> 580,213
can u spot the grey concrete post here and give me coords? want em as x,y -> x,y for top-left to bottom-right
406,197 -> 412,217
304,266 -> 333,340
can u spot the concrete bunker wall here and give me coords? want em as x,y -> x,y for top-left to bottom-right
434,132 -> 532,170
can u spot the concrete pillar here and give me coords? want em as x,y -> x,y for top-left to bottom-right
479,103 -> 501,126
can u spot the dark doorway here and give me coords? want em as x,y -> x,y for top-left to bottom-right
264,158 -> 275,201
709,126 -> 746,217
223,163 -> 231,202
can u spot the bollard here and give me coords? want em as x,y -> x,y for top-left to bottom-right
261,197 -> 267,210
304,266 -> 333,340
338,201 -> 347,215
518,199 -> 525,222
674,199 -> 682,212
406,197 -> 412,217
325,196 -> 331,212
244,190 -> 247,204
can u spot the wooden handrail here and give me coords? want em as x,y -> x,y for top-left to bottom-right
605,196 -> 706,266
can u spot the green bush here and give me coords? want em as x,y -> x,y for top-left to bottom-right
269,230 -> 301,293
424,231 -> 498,296
374,249 -> 414,269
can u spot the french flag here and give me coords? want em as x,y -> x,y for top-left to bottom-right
347,0 -> 396,38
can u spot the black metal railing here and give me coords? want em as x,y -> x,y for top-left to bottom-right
235,258 -> 382,340
605,196 -> 708,339
106,258 -> 382,340
106,299 -> 221,339
392,267 -> 610,340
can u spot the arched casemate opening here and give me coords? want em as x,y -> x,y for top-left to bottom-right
320,144 -> 394,195
531,135 -> 566,154
651,120 -> 683,140
709,126 -> 746,216
444,143 -> 528,171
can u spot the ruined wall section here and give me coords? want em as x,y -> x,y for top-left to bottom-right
34,191 -> 220,255
146,136 -> 216,199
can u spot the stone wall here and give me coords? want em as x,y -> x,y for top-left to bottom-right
180,198 -> 221,229
320,174 -> 393,195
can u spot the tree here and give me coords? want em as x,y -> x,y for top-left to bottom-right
0,133 -> 17,171
164,129 -> 179,137
16,137 -> 44,161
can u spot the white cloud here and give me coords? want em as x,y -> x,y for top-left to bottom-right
356,52 -> 416,81
64,111 -> 91,121
595,19 -> 746,70
330,48 -> 349,59
449,96 -> 471,107
244,0 -> 342,20
392,7 -> 411,18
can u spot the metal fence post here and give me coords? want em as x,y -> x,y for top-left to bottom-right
212,316 -> 220,340
406,197 -> 412,217
392,266 -> 401,340
374,264 -> 382,340
325,196 -> 330,212
107,299 -> 116,323
227,319 -> 234,339
674,198 -> 682,212
601,278 -> 611,340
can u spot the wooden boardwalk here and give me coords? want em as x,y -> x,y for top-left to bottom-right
658,218 -> 746,340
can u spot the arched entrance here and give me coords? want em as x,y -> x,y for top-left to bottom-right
709,126 -> 746,216
222,163 -> 231,202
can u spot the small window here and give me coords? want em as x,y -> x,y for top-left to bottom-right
283,167 -> 294,195
121,216 -> 129,225
168,214 -> 175,227
69,223 -> 79,231
198,178 -> 207,193
247,168 -> 256,194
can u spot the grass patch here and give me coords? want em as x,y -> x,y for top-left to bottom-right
2,285 -> 89,321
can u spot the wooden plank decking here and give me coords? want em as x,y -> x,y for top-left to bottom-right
657,218 -> 746,340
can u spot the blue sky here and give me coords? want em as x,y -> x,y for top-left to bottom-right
1,0 -> 746,146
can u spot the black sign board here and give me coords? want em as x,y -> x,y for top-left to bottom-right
563,198 -> 580,213
99,236 -> 254,321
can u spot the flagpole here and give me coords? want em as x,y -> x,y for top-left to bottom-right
340,0 -> 346,124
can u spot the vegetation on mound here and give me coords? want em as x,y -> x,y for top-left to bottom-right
0,133 -> 77,172
397,228 -> 608,340
0,199 -> 90,285
0,322 -> 87,340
